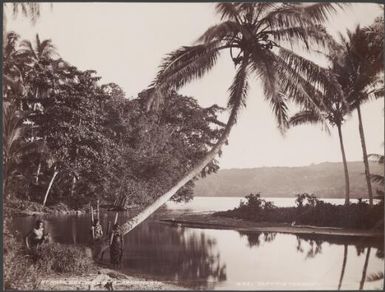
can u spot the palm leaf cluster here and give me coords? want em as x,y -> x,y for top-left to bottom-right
147,3 -> 344,132
288,16 -> 384,205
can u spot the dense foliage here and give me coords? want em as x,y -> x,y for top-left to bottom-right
215,193 -> 384,230
3,33 -> 224,209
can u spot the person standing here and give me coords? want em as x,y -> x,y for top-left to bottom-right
110,223 -> 123,267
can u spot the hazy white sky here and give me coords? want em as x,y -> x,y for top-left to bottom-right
5,3 -> 384,169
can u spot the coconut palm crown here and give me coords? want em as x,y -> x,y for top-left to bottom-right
147,3 -> 344,128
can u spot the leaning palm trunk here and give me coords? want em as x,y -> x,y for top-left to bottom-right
356,105 -> 373,206
338,244 -> 348,290
42,169 -> 59,207
337,124 -> 350,205
96,89 -> 242,259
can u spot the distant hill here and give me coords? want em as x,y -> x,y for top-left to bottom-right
193,161 -> 384,198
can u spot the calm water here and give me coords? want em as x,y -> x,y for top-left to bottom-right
12,197 -> 384,290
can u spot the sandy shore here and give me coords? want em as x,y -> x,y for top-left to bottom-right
158,212 -> 384,238
38,268 -> 184,290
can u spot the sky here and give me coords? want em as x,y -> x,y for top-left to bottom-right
5,2 -> 384,169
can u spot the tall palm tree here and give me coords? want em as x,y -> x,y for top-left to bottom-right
333,19 -> 384,206
289,93 -> 351,205
289,19 -> 384,206
93,3 -> 345,255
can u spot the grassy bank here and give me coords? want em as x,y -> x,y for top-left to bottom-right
214,193 -> 384,230
3,215 -> 95,290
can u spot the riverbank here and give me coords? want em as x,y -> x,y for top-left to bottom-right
38,268 -> 184,290
5,199 -> 86,217
158,212 -> 384,238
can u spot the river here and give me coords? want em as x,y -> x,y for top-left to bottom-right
11,196 -> 384,290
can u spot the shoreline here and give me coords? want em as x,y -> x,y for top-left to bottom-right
38,268 -> 184,290
158,212 -> 384,238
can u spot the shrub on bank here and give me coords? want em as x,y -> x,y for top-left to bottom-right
3,218 -> 40,290
214,193 -> 384,230
3,216 -> 95,290
33,243 -> 94,274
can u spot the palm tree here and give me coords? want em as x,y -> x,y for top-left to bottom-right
2,102 -> 36,199
289,94 -> 351,205
3,3 -> 41,46
333,20 -> 384,206
94,3 -> 345,255
289,20 -> 384,206
18,34 -> 58,64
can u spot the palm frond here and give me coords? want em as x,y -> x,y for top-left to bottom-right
366,272 -> 384,282
299,3 -> 346,24
370,174 -> 384,185
227,57 -> 249,121
196,21 -> 240,44
270,92 -> 289,133
279,47 -> 343,98
19,39 -> 38,61
368,154 -> 384,164
147,42 -> 223,110
273,52 -> 328,116
289,109 -> 330,134
215,3 -> 241,23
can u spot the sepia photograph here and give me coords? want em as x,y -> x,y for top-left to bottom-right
2,1 -> 384,290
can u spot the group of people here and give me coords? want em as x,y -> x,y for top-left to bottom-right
25,217 -> 124,266
91,218 -> 124,266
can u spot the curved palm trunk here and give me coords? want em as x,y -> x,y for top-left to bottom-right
356,105 -> 373,206
95,101 -> 240,259
121,109 -> 238,234
337,124 -> 350,205
338,244 -> 348,290
42,169 -> 59,207
359,247 -> 371,290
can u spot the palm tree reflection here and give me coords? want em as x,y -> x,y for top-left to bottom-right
359,247 -> 371,290
338,244 -> 348,290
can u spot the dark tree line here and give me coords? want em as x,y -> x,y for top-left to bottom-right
3,33 -> 225,209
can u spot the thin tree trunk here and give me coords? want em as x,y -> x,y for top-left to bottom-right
42,169 -> 59,207
359,247 -> 371,290
35,161 -> 41,184
338,244 -> 348,290
337,124 -> 350,205
70,175 -> 76,197
356,105 -> 373,206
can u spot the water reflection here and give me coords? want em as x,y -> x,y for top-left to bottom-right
11,215 -> 384,290
121,221 -> 227,289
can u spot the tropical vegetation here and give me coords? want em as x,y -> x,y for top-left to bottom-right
215,193 -> 384,229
